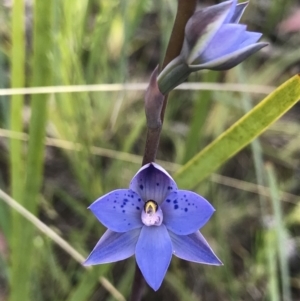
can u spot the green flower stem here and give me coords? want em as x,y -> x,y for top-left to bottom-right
157,56 -> 191,95
142,0 -> 197,165
132,0 -> 197,300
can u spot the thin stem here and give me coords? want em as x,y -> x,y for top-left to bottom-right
142,0 -> 197,165
142,127 -> 161,165
129,264 -> 145,301
131,1 -> 197,300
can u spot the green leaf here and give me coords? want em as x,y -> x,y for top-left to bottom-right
66,267 -> 105,301
266,163 -> 292,301
175,74 -> 300,188
9,1 -> 53,300
10,0 -> 25,232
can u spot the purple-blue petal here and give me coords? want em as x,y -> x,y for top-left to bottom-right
223,0 -> 237,24
230,1 -> 248,23
189,42 -> 268,71
161,190 -> 215,235
239,32 -> 262,48
199,23 -> 247,63
89,189 -> 143,232
135,225 -> 172,291
184,0 -> 233,63
130,163 -> 177,205
84,229 -> 141,265
169,230 -> 222,265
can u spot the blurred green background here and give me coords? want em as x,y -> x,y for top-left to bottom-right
0,0 -> 300,300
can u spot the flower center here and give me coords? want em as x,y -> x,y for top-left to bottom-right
141,200 -> 163,226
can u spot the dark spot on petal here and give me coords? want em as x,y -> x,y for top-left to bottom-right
188,203 -> 191,206
113,206 -> 116,209
124,198 -> 129,202
174,205 -> 179,210
114,200 -> 117,203
136,207 -> 140,210
138,198 -> 141,202
121,205 -> 124,208
184,194 -> 186,197
166,199 -> 171,203
131,194 -> 134,198
132,203 -> 134,206
128,223 -> 131,226
139,185 -> 144,190
173,200 -> 178,204
122,210 -> 125,213
167,186 -> 172,190
185,208 -> 188,212
156,183 -> 159,186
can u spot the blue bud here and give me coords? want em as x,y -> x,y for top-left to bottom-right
158,0 -> 268,94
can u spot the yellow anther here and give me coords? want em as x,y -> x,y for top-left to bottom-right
144,200 -> 158,214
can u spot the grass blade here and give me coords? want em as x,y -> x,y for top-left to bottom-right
182,71 -> 218,163
9,1 -> 53,300
175,75 -> 300,188
266,163 -> 292,301
66,267 -> 104,301
9,0 -> 26,299
265,229 -> 280,301
9,0 -> 25,224
0,188 -> 125,301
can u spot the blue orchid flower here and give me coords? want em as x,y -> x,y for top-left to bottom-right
84,163 -> 221,291
158,0 -> 268,94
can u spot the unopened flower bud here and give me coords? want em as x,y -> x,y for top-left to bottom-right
158,0 -> 268,94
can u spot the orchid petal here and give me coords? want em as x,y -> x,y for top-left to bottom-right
161,190 -> 215,235
239,31 -> 262,48
89,189 -> 143,232
223,0 -> 237,24
185,0 -> 233,63
135,225 -> 172,291
84,229 -> 141,265
199,24 -> 247,63
230,1 -> 249,23
189,42 -> 268,71
130,163 -> 177,205
169,230 -> 222,265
